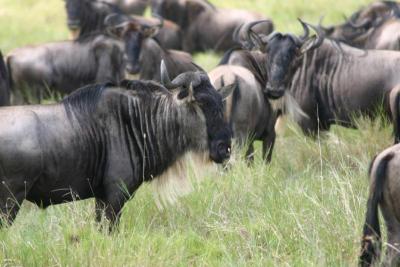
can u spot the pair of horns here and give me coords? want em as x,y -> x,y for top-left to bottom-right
245,19 -> 324,54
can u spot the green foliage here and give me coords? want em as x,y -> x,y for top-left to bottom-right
0,0 -> 388,266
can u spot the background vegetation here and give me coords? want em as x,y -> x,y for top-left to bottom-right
0,0 -> 389,266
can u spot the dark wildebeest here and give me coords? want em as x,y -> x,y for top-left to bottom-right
0,64 -> 233,229
5,29 -> 130,104
0,51 -> 10,106
111,17 -> 198,81
359,146 -> 400,266
65,0 -> 182,50
322,1 -> 400,50
208,65 -> 277,162
151,0 -> 274,53
247,19 -> 400,143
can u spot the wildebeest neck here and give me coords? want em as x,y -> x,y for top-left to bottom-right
63,81 -> 208,182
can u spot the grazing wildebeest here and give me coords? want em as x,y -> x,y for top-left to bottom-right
5,32 -> 127,103
359,146 -> 400,267
151,0 -> 274,53
322,1 -> 400,50
111,17 -> 198,81
247,19 -> 400,143
0,51 -> 10,106
209,65 -> 277,162
65,0 -> 182,50
0,64 -> 233,229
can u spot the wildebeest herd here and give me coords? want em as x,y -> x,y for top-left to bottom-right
2,0 -> 400,266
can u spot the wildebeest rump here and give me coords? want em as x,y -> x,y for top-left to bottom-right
152,0 -> 274,53
0,51 -> 10,106
209,65 -> 277,162
6,34 -> 126,104
247,20 -> 400,143
65,0 -> 182,50
111,18 -> 198,81
0,66 -> 233,228
359,146 -> 400,267
322,1 -> 400,50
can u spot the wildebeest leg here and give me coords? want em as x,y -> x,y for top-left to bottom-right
245,142 -> 255,163
262,131 -> 276,163
298,114 -> 319,138
381,204 -> 400,267
95,198 -> 106,223
0,180 -> 27,227
389,86 -> 400,144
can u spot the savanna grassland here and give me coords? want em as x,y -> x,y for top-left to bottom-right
0,0 -> 391,266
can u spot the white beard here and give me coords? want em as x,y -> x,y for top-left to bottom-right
151,150 -> 212,210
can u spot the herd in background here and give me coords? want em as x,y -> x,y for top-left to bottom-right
2,0 -> 400,266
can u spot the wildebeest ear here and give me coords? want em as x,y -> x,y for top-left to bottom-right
177,82 -> 195,102
218,82 -> 236,100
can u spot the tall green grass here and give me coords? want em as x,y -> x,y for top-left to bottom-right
0,0 -> 390,266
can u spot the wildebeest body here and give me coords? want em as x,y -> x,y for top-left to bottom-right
287,41 -> 400,133
152,0 -> 273,53
137,38 -> 197,81
359,145 -> 400,266
0,69 -> 232,227
6,35 -> 125,103
209,65 -> 276,162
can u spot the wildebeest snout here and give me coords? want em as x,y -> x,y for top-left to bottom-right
210,139 -> 231,164
126,63 -> 141,75
265,83 -> 285,99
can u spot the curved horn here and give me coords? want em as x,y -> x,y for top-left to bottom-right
299,21 -> 325,54
298,18 -> 310,42
232,23 -> 243,45
244,20 -> 272,49
160,60 -> 176,89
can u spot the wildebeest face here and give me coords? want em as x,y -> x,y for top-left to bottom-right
106,15 -> 162,75
65,0 -> 82,30
246,20 -> 324,100
123,30 -> 144,74
264,34 -> 300,99
191,75 -> 233,163
161,63 -> 234,163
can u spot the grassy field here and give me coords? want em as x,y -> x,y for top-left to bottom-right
0,0 -> 390,266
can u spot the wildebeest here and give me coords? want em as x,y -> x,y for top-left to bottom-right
247,20 -> 400,143
6,33 -> 127,104
322,1 -> 400,50
359,146 -> 400,266
65,0 -> 182,50
151,0 -> 274,53
209,65 -> 277,162
112,17 -> 198,81
0,51 -> 10,106
0,63 -> 233,229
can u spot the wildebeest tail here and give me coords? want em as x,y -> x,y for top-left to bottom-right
218,46 -> 242,65
389,87 -> 400,144
0,50 -> 10,105
359,153 -> 394,267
